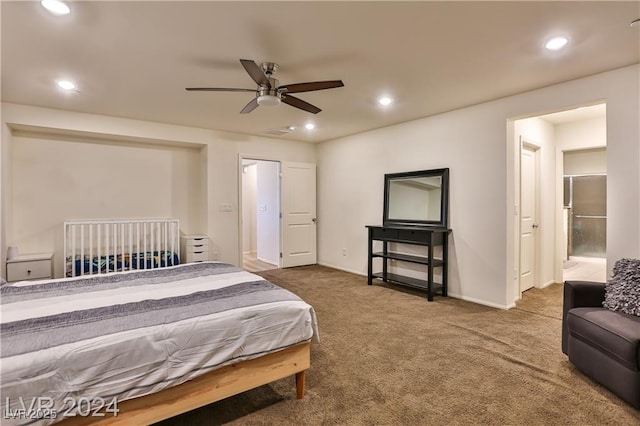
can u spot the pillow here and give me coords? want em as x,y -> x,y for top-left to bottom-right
603,258 -> 640,316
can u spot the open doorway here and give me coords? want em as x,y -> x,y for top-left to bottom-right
241,159 -> 280,272
562,149 -> 607,282
512,103 -> 607,303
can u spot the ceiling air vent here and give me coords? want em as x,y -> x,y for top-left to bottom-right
264,126 -> 295,136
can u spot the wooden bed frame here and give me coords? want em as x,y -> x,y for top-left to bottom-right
59,342 -> 310,425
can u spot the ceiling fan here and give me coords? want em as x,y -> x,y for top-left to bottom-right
186,59 -> 344,114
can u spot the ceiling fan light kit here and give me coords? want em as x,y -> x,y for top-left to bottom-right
186,59 -> 344,114
257,95 -> 281,106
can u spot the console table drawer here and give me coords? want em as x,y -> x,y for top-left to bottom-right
398,229 -> 427,243
370,227 -> 398,240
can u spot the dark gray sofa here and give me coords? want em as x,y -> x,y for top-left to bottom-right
562,280 -> 640,408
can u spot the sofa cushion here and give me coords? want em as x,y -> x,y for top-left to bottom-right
603,258 -> 640,316
567,307 -> 640,371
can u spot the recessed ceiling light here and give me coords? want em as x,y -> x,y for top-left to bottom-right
545,36 -> 568,51
378,97 -> 393,106
57,80 -> 76,91
41,0 -> 71,15
304,123 -> 315,130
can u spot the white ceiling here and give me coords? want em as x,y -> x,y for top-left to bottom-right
2,1 -> 638,143
538,103 -> 607,124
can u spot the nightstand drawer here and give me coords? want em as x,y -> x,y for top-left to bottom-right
7,258 -> 52,282
184,237 -> 208,246
184,240 -> 209,251
185,250 -> 210,263
180,235 -> 211,263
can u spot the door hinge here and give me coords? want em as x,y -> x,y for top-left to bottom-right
280,252 -> 283,258
279,212 -> 282,219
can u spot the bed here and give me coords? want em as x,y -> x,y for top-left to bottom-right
64,219 -> 181,277
0,262 -> 318,425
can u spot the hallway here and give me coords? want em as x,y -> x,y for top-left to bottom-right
563,256 -> 607,282
243,252 -> 278,273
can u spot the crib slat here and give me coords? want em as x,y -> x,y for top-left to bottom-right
151,223 -> 155,269
144,222 -> 148,270
120,223 -> 124,273
97,225 -> 101,275
71,226 -> 76,277
137,223 -> 141,270
80,225 -> 85,276
89,225 -> 93,276
163,221 -> 168,267
128,223 -> 132,272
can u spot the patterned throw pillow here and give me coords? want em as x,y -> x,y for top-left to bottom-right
603,258 -> 640,316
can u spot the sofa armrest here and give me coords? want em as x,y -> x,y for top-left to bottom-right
562,280 -> 606,354
564,280 -> 606,309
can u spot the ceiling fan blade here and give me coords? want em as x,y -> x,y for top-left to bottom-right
280,80 -> 344,94
240,59 -> 270,88
185,87 -> 256,92
282,95 -> 321,114
186,87 -> 255,92
240,97 -> 259,114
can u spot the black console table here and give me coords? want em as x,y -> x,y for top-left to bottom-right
366,225 -> 451,301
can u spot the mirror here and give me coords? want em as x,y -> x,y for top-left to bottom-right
383,168 -> 449,228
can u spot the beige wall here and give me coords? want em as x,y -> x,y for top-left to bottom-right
513,116 -> 556,295
556,116 -> 607,152
1,103 -> 316,277
1,64 -> 637,308
564,148 -> 606,176
318,64 -> 638,309
7,134 -> 204,278
511,113 -> 607,302
241,162 -> 257,254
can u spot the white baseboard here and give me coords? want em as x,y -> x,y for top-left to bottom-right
443,292 -> 515,310
257,256 -> 278,266
317,262 -> 515,310
316,261 -> 366,277
539,280 -> 558,289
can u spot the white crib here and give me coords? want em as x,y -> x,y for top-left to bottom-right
64,218 -> 180,277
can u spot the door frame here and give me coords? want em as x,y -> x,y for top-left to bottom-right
518,139 -> 541,297
238,154 -> 282,269
507,102 -> 608,306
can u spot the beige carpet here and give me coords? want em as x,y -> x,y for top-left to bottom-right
156,265 -> 639,425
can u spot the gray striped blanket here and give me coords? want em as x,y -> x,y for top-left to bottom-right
1,262 -> 317,425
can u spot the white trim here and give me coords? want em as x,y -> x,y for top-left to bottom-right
319,262 -> 516,310
540,280 -> 558,288
317,262 -> 365,277
517,137 -> 542,300
238,154 -> 282,270
446,292 -> 515,310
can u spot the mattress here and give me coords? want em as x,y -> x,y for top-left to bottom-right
65,251 -> 181,277
0,262 -> 318,425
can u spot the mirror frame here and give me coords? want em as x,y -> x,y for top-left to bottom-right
383,168 -> 449,228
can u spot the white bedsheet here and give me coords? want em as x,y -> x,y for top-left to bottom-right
0,262 -> 317,425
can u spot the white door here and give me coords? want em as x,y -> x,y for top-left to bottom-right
281,161 -> 317,267
520,145 -> 538,292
